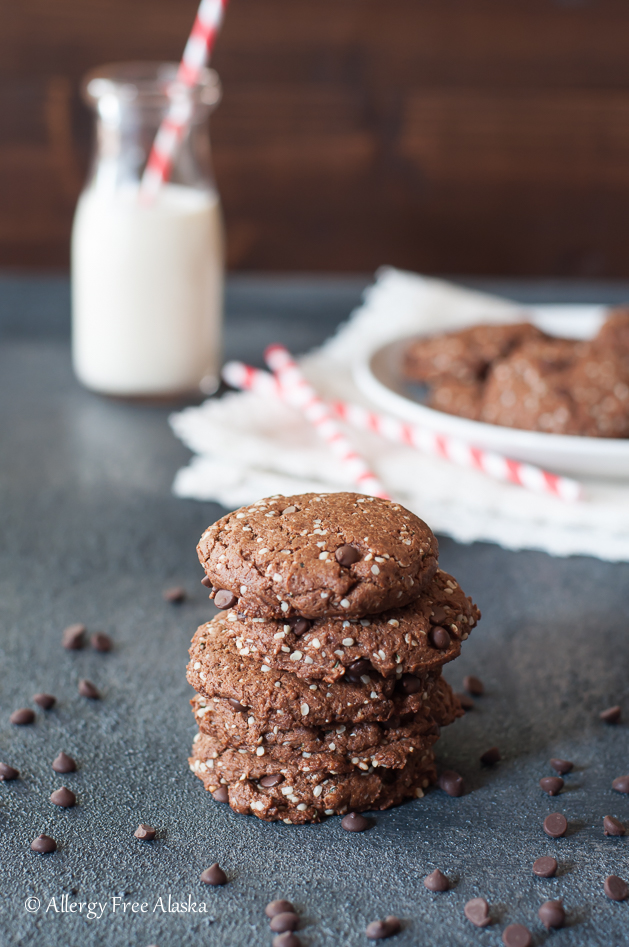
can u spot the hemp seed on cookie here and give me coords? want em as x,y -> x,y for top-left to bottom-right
197,493 -> 438,620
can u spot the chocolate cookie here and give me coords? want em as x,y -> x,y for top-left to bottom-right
213,570 -> 479,684
593,307 -> 629,357
197,493 -> 438,620
428,380 -> 483,420
569,344 -> 629,437
187,617 -> 449,729
190,739 -> 437,823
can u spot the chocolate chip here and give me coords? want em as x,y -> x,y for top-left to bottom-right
550,758 -> 573,775
200,863 -> 227,885
543,813 -> 567,838
260,774 -> 284,788
211,786 -> 229,803
464,897 -> 491,927
604,875 -> 629,901
455,692 -> 475,711
0,762 -> 19,780
62,623 -> 86,649
289,618 -> 311,637
428,626 -> 450,649
201,576 -> 212,588
400,674 -> 422,695
365,916 -> 401,940
612,775 -> 629,794
272,934 -> 301,947
134,824 -> 156,841
335,544 -> 361,566
501,923 -> 531,947
10,708 -> 34,725
603,815 -> 626,836
538,900 -> 565,929
532,856 -> 558,878
52,752 -> 76,774
265,900 -> 295,918
345,659 -> 374,682
540,777 -> 564,796
214,589 -> 238,609
269,913 -> 299,933
480,747 -> 501,766
600,705 -> 621,724
91,633 -> 112,652
227,698 -> 247,713
163,586 -> 186,603
438,770 -> 464,797
463,675 -> 484,696
341,812 -> 371,832
50,786 -> 76,808
424,869 -> 449,892
33,693 -> 56,709
430,606 -> 448,625
31,834 -> 57,854
78,679 -> 100,699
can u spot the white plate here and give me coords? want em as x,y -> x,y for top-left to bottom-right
352,304 -> 629,479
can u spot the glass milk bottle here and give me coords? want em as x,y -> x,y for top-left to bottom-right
72,62 -> 223,397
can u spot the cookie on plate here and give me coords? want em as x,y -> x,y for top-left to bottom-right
427,379 -> 484,420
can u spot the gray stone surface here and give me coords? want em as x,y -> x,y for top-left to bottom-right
0,278 -> 628,946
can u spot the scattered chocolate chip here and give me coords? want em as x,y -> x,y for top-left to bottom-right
365,916 -> 401,940
289,618 -> 311,637
424,869 -> 449,892
430,606 -> 448,625
600,705 -> 621,724
603,815 -> 626,836
612,775 -> 629,794
501,923 -> 531,947
400,674 -> 422,695
201,576 -> 212,588
540,777 -> 564,796
0,762 -> 19,781
214,589 -> 238,609
33,693 -> 56,709
260,774 -> 284,788
341,812 -> 371,832
538,900 -> 565,929
10,708 -> 34,725
335,544 -> 361,566
265,900 -> 295,918
464,897 -> 491,927
438,770 -> 464,797
78,679 -> 100,699
455,692 -> 474,711
52,752 -> 76,774
227,698 -> 247,713
91,633 -> 112,652
543,813 -> 568,838
480,747 -> 501,766
604,875 -> 629,901
163,586 -> 186,603
50,786 -> 76,808
428,626 -> 450,650
62,623 -> 86,649
532,856 -> 558,878
345,659 -> 374,682
272,934 -> 301,947
31,834 -> 57,854
211,786 -> 229,803
550,758 -> 573,775
200,863 -> 227,885
134,824 -> 156,841
463,675 -> 484,696
270,913 -> 299,933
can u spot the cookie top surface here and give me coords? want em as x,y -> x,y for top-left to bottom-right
217,569 -> 479,684
187,616 -> 443,728
197,492 -> 438,620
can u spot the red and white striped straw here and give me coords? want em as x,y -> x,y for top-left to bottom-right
222,359 -> 583,502
263,345 -> 391,499
141,0 -> 228,199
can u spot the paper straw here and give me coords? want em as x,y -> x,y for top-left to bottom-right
141,0 -> 229,199
222,359 -> 583,502
262,345 -> 391,499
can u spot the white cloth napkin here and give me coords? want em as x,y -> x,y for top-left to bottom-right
170,267 -> 629,562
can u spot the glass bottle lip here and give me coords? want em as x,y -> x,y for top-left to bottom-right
82,61 -> 221,109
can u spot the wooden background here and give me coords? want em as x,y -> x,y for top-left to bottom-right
4,0 -> 629,274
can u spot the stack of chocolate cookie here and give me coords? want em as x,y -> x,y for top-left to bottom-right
188,493 -> 479,824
